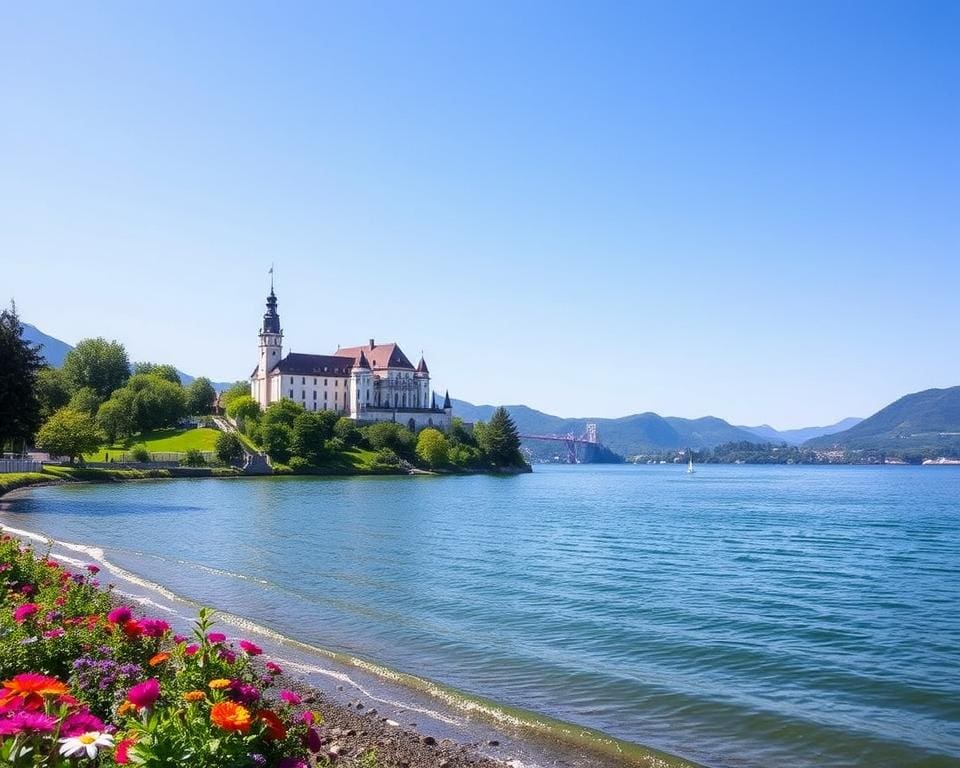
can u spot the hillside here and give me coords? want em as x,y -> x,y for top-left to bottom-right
22,322 -> 234,390
739,417 -> 863,445
805,387 -> 960,453
452,399 -> 765,456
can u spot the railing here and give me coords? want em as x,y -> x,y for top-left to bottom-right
100,451 -> 217,463
0,459 -> 42,474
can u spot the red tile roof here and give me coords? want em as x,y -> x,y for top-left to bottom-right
335,342 -> 415,371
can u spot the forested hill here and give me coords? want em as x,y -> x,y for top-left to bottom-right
804,386 -> 960,452
451,400 -> 764,455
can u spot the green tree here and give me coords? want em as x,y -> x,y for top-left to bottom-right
219,381 -> 251,411
125,374 -> 187,432
0,304 -> 44,452
262,399 -> 304,430
36,408 -> 102,464
36,367 -> 73,421
449,417 -> 476,447
62,338 -> 130,399
333,416 -> 361,446
363,421 -> 417,459
261,422 -> 292,463
215,432 -> 244,465
132,362 -> 181,385
96,394 -> 136,443
416,428 -> 450,469
290,413 -> 328,465
479,407 -> 524,467
186,377 -> 216,415
226,395 -> 261,423
68,386 -> 102,416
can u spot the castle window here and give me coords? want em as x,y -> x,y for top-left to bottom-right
301,377 -> 305,385
290,377 -> 294,384
313,391 -> 317,400
324,379 -> 328,386
288,390 -> 293,398
313,378 -> 317,385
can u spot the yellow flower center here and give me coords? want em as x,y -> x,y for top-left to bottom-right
80,734 -> 96,744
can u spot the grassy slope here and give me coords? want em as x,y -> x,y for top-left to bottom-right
85,428 -> 221,461
0,465 -> 242,498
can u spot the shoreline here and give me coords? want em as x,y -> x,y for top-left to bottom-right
0,484 -> 700,768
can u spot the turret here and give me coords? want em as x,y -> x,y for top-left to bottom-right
443,390 -> 452,414
254,284 -> 283,408
350,350 -> 373,418
415,354 -> 430,408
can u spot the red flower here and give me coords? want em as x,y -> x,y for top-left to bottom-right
126,679 -> 160,710
257,709 -> 287,740
115,738 -> 135,764
107,606 -> 132,624
122,619 -> 143,639
266,662 -> 282,675
239,639 -> 262,656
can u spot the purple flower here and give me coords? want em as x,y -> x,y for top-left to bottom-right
227,680 -> 260,705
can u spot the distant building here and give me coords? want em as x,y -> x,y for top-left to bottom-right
250,285 -> 451,430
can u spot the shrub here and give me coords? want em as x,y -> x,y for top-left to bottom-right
181,449 -> 206,467
131,445 -> 150,463
214,432 -> 244,465
288,456 -> 311,472
416,428 -> 450,469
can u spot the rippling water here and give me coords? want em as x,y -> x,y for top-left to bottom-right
3,465 -> 959,767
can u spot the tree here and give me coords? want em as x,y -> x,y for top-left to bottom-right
63,338 -> 130,399
226,395 -> 260,424
36,408 -> 102,464
125,374 -> 187,432
219,381 -> 251,411
416,428 -> 450,469
186,377 -> 216,415
215,432 -> 244,465
261,422 -> 292,463
132,362 -> 181,385
363,421 -> 416,460
96,394 -> 136,444
290,413 -> 328,465
0,303 -> 44,452
261,400 -> 303,430
68,386 -> 102,416
479,407 -> 524,467
36,367 -> 73,421
333,416 -> 361,446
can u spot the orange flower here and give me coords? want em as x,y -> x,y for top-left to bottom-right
148,652 -> 170,667
117,700 -> 137,717
1,674 -> 69,709
182,690 -> 205,702
210,701 -> 252,733
256,709 -> 287,740
208,678 -> 231,690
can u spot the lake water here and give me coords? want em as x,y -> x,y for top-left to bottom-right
2,465 -> 959,767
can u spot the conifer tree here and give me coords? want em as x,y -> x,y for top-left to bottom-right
480,406 -> 524,467
0,302 -> 44,453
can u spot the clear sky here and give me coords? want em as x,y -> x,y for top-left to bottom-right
1,2 -> 957,428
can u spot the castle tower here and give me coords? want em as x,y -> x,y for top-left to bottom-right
254,284 -> 283,408
415,355 -> 430,408
350,349 -> 373,419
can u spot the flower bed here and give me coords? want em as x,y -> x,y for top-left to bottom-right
0,534 -> 327,767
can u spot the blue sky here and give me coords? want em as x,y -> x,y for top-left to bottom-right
1,2 -> 957,428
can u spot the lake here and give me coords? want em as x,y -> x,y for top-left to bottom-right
2,465 -> 959,767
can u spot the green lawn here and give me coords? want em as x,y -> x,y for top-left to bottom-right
85,428 -> 221,461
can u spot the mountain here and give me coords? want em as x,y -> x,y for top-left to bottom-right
805,387 -> 960,452
21,323 -> 235,390
22,324 -> 73,367
451,399 -> 764,456
739,417 -> 864,445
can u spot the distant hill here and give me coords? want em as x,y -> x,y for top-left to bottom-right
739,417 -> 863,445
21,323 -> 234,390
804,387 -> 960,453
22,324 -> 73,367
452,399 -> 767,456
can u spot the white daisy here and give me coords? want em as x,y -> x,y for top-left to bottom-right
59,731 -> 115,759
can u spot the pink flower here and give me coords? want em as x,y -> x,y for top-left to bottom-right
61,710 -> 105,737
206,632 -> 226,644
184,644 -> 200,656
19,584 -> 34,595
0,711 -> 58,735
13,603 -> 39,623
279,759 -> 308,768
265,662 -> 282,675
126,679 -> 160,710
219,649 -> 237,664
42,629 -> 65,640
107,606 -> 132,624
115,738 -> 135,764
139,618 -> 170,637
239,639 -> 262,656
280,690 -> 301,706
173,634 -> 187,644
85,564 -> 100,575
306,726 -> 322,752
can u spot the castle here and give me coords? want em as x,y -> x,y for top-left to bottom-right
250,285 -> 452,431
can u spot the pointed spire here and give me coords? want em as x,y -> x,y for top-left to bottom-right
443,390 -> 451,409
416,355 -> 429,374
431,392 -> 437,409
357,350 -> 371,369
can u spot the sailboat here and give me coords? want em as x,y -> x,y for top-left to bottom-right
687,455 -> 695,474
